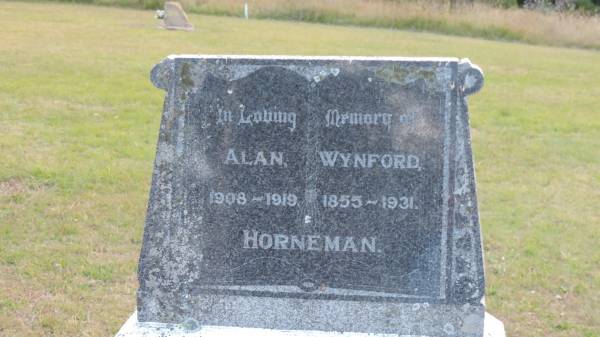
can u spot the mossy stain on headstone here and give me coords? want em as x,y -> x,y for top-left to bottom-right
375,65 -> 437,87
180,63 -> 194,88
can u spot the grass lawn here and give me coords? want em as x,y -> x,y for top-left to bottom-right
0,1 -> 598,336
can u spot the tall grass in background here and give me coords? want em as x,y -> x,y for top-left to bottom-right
24,0 -> 600,49
182,0 -> 600,49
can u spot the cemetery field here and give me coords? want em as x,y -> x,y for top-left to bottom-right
0,1 -> 598,337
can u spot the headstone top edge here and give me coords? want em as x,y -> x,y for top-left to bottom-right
150,55 -> 484,91
164,54 -> 461,62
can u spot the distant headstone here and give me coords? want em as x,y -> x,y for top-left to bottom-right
159,2 -> 193,31
132,55 -> 497,337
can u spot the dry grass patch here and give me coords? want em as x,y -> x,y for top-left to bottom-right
0,178 -> 31,197
181,0 -> 600,49
0,177 -> 50,200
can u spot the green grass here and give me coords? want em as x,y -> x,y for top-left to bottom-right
0,1 -> 599,336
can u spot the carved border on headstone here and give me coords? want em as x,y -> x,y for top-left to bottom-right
449,59 -> 485,303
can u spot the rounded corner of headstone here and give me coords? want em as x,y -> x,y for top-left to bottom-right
458,58 -> 484,96
150,57 -> 175,91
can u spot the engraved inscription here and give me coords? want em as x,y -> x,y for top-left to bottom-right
209,190 -> 298,207
242,230 -> 380,254
325,109 -> 393,130
224,148 -> 287,167
321,194 -> 417,210
318,151 -> 421,170
215,104 -> 297,131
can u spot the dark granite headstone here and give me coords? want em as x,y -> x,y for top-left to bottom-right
138,55 -> 486,336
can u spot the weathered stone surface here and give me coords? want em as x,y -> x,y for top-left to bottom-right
160,2 -> 193,31
116,311 -> 506,337
137,55 -> 486,336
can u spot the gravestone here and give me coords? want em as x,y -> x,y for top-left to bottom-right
123,55 -> 502,337
159,2 -> 194,31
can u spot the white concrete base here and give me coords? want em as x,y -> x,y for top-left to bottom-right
484,312 -> 506,337
116,311 -> 505,337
